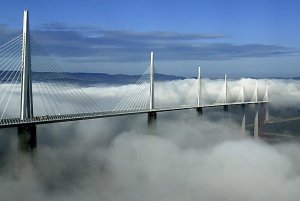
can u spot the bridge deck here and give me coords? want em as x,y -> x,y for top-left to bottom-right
0,101 -> 267,128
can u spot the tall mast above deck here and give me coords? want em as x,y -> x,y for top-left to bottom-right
20,10 -> 33,120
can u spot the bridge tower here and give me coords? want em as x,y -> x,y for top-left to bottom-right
241,81 -> 245,103
241,107 -> 246,137
254,109 -> 259,140
148,51 -> 157,126
241,80 -> 246,136
255,80 -> 258,103
18,10 -> 36,151
264,84 -> 269,123
196,66 -> 202,115
253,80 -> 259,139
223,74 -> 228,111
20,10 -> 33,119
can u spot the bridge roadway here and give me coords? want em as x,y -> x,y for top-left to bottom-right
0,101 -> 267,128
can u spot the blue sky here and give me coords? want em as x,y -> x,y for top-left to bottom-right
1,0 -> 300,77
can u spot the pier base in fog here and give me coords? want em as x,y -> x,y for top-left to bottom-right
254,110 -> 259,140
147,112 -> 157,134
18,124 -> 36,152
241,104 -> 245,110
241,104 -> 246,137
196,107 -> 202,115
223,105 -> 229,134
223,105 -> 228,111
148,111 -> 157,125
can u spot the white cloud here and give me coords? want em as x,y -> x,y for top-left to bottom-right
0,78 -> 299,201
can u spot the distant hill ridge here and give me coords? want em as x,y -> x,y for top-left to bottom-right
1,71 -> 299,85
30,72 -> 186,85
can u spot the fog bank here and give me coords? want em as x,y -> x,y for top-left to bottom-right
0,78 -> 299,201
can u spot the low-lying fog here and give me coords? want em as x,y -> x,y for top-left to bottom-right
0,78 -> 299,201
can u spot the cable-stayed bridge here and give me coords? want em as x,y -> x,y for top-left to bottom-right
0,10 -> 269,150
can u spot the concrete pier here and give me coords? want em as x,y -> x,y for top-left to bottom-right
148,111 -> 157,125
18,124 -> 36,152
196,107 -> 202,115
147,112 -> 157,134
18,10 -> 36,152
241,104 -> 246,137
223,105 -> 228,111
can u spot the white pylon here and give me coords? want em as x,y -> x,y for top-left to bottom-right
224,74 -> 227,104
149,51 -> 154,110
241,81 -> 245,103
264,84 -> 269,123
20,10 -> 33,120
254,109 -> 259,140
264,84 -> 269,102
241,113 -> 246,137
255,80 -> 258,103
197,66 -> 201,107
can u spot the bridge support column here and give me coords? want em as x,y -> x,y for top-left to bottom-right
18,124 -> 36,152
263,84 -> 269,123
223,105 -> 228,111
149,51 -> 154,110
241,104 -> 246,137
18,10 -> 36,152
223,74 -> 228,112
196,67 -> 203,115
254,109 -> 259,140
147,112 -> 157,134
148,112 -> 157,125
255,80 -> 258,103
264,103 -> 269,123
17,10 -> 36,152
223,105 -> 229,135
20,10 -> 33,121
196,107 -> 202,115
253,104 -> 261,140
147,51 -> 157,134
